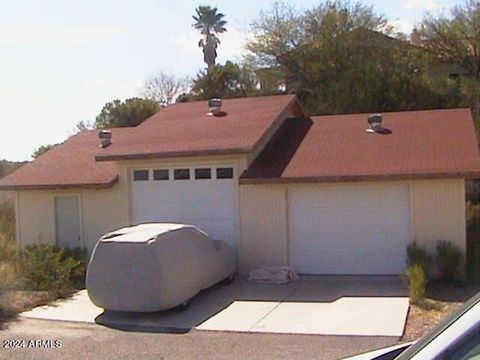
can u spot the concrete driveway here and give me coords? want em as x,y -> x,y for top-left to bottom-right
21,276 -> 409,337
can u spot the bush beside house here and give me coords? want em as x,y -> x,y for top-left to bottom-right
407,264 -> 428,304
466,202 -> 480,282
16,245 -> 87,298
0,200 -> 88,323
436,240 -> 463,283
406,239 -> 465,304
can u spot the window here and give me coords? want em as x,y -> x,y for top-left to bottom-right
133,170 -> 149,181
195,168 -> 211,179
153,169 -> 169,181
174,168 -> 190,180
216,167 -> 234,179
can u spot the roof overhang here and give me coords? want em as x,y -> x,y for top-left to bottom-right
0,175 -> 119,191
239,172 -> 480,185
95,148 -> 251,162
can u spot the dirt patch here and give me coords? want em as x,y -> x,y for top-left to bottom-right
0,290 -> 51,326
3,290 -> 51,311
402,300 -> 462,341
402,282 -> 480,341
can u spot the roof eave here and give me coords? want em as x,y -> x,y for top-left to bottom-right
95,148 -> 252,162
0,175 -> 119,191
239,171 -> 480,185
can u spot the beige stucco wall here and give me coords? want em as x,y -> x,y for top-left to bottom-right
16,190 -> 56,247
15,174 -> 129,251
238,184 -> 288,274
410,179 -> 466,257
238,179 -> 467,274
0,191 -> 13,204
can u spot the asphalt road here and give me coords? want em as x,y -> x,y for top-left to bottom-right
0,319 -> 400,360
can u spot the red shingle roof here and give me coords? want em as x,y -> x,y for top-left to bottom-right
241,108 -> 480,183
0,130 -> 121,190
2,97 -> 479,190
0,95 -> 302,190
95,94 -> 301,161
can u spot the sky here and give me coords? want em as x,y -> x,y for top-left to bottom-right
0,0 -> 462,161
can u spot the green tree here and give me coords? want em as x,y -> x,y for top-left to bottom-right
32,144 -> 57,159
0,160 -> 25,178
95,98 -> 159,129
247,0 -> 443,114
416,0 -> 480,117
192,6 -> 227,68
190,61 -> 259,100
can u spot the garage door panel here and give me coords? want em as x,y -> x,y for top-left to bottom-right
131,168 -> 237,247
289,186 -> 336,208
289,183 -> 410,275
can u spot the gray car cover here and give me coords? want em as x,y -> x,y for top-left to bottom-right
86,223 -> 235,312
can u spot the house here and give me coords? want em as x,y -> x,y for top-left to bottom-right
1,94 -> 480,275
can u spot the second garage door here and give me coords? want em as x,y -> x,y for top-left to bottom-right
289,183 -> 410,275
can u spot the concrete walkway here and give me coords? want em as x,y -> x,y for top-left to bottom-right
20,276 -> 409,337
21,290 -> 103,323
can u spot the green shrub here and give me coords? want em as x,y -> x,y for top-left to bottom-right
0,201 -> 15,242
0,262 -> 17,293
407,264 -> 428,304
467,202 -> 480,228
436,240 -> 462,282
0,233 -> 18,295
0,233 -> 16,263
62,247 -> 88,288
406,243 -> 431,275
17,244 -> 86,298
466,202 -> 480,281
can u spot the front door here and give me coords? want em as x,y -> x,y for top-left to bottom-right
55,196 -> 81,249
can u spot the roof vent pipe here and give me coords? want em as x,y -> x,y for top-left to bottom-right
367,114 -> 382,132
366,114 -> 392,134
207,98 -> 223,116
99,130 -> 112,148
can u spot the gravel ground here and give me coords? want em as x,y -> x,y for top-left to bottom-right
401,282 -> 479,342
0,319 -> 399,360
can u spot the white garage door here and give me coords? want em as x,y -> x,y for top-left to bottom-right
131,166 -> 237,248
289,183 -> 410,275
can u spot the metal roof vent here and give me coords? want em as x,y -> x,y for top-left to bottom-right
366,114 -> 391,134
207,98 -> 224,116
99,130 -> 112,148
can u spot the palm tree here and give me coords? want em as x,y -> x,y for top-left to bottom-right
192,6 -> 227,68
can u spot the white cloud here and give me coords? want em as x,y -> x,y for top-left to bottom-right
172,27 -> 250,62
388,19 -> 414,34
404,0 -> 445,10
0,23 -> 123,47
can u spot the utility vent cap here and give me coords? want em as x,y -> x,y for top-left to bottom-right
207,98 -> 223,116
367,114 -> 382,130
366,114 -> 391,134
99,130 -> 112,148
